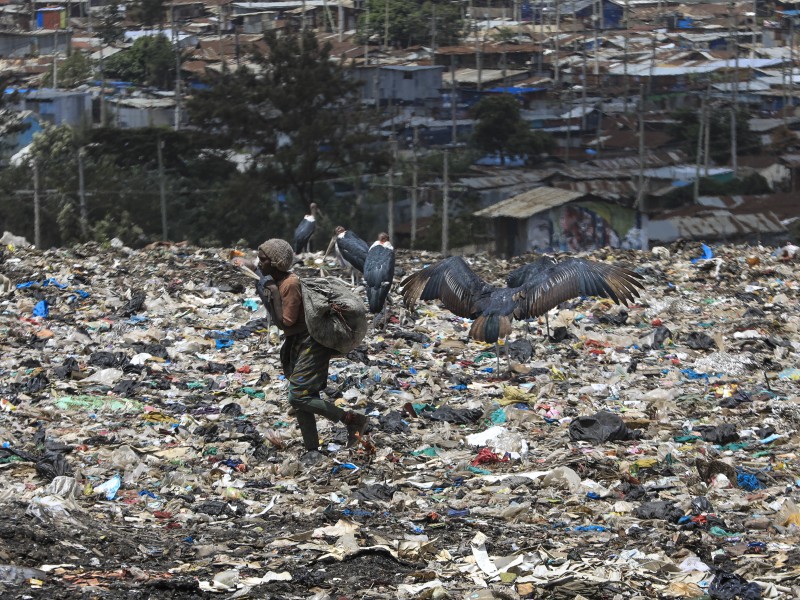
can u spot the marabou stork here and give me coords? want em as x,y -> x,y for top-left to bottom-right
364,233 -> 396,328
400,255 -> 644,370
325,226 -> 370,285
293,203 -> 319,254
506,256 -> 559,337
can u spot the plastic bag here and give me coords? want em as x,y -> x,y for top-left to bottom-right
301,277 -> 368,355
569,411 -> 642,443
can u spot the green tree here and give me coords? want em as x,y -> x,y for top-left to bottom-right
97,1 -> 124,45
130,0 -> 166,28
188,30 -> 387,214
669,106 -> 760,163
105,34 -> 175,88
0,75 -> 27,159
42,51 -> 93,88
471,95 -> 554,165
359,0 -> 463,48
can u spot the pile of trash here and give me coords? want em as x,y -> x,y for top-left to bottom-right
1,238 -> 799,599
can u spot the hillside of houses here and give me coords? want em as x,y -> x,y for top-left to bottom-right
1,0 -> 799,253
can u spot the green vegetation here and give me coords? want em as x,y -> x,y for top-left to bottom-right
471,95 -> 554,165
358,0 -> 464,48
105,35 -> 176,88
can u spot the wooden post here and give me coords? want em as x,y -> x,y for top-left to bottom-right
387,135 -> 396,243
157,137 -> 168,241
33,160 -> 41,248
451,54 -> 458,144
694,87 -> 706,202
442,148 -> 449,256
78,147 -> 87,239
411,127 -> 419,249
635,86 -> 645,209
730,0 -> 738,177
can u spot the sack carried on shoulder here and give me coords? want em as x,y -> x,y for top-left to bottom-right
300,277 -> 368,354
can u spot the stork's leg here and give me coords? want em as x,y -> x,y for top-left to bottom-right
495,342 -> 500,373
545,313 -> 551,339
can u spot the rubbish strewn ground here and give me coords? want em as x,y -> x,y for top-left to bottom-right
1,240 -> 799,599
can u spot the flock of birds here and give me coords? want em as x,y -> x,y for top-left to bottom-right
290,204 -> 645,367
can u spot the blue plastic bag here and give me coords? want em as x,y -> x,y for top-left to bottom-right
33,300 -> 49,318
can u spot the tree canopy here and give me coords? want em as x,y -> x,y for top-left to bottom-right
105,34 -> 176,88
471,95 -> 554,165
188,30 -> 387,211
359,0 -> 464,48
669,106 -> 760,163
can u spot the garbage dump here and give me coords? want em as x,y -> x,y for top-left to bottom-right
0,239 -> 799,599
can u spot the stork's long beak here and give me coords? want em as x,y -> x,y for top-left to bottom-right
324,235 -> 337,259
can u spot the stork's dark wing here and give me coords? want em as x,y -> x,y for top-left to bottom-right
293,219 -> 315,253
399,256 -> 494,318
516,258 -> 644,318
364,245 -> 395,313
364,246 -> 395,288
338,232 -> 370,273
506,256 -> 557,288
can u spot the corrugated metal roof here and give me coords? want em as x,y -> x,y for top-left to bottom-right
649,208 -> 787,242
460,171 -> 548,190
554,179 -> 640,201
474,187 -> 584,219
452,69 -> 528,84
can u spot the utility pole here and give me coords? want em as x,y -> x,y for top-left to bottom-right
623,0 -> 630,113
431,2 -> 437,53
338,0 -> 344,42
788,17 -> 795,126
53,30 -> 58,88
172,1 -> 181,131
565,88 -> 572,165
694,87 -> 706,203
451,55 -> 458,144
596,101 -> 603,159
218,4 -> 226,74
384,0 -> 389,52
538,0 -> 544,74
442,148 -> 449,257
471,0 -> 481,90
411,126 -> 419,249
78,147 -> 87,239
593,0 -> 600,77
704,91 -> 711,176
729,0 -> 738,177
635,86 -> 645,210
554,0 -> 561,84
387,135 -> 396,243
581,49 -> 588,129
33,160 -> 41,248
99,41 -> 107,124
157,137 -> 168,241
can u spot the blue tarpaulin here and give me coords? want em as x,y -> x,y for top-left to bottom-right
486,87 -> 547,95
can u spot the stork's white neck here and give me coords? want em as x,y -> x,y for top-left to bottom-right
371,240 -> 393,250
305,215 -> 316,222
336,231 -> 346,238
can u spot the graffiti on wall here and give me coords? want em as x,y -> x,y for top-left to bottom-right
517,202 -> 645,255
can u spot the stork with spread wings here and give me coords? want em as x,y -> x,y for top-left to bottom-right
400,255 -> 644,364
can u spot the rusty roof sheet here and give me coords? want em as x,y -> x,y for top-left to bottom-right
474,186 -> 584,219
553,178 -> 640,201
459,171 -> 549,190
649,207 -> 787,242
